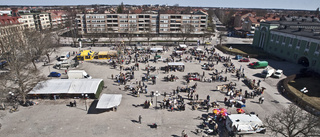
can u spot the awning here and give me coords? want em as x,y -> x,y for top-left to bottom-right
96,94 -> 122,109
28,79 -> 103,95
179,44 -> 187,48
168,62 -> 184,66
150,48 -> 163,51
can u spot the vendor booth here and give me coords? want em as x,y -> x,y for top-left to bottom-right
76,50 -> 95,61
167,62 -> 185,72
226,114 -> 266,135
96,94 -> 122,109
28,79 -> 104,99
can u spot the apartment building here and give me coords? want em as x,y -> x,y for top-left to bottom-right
253,20 -> 320,73
0,14 -> 24,53
17,11 -> 51,31
76,11 -> 207,35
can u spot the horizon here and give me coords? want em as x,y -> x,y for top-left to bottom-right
0,0 -> 319,11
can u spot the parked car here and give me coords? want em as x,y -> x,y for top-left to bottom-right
48,72 -> 61,77
235,55 -> 243,60
273,69 -> 283,78
249,62 -> 258,66
188,77 -> 200,81
239,58 -> 250,62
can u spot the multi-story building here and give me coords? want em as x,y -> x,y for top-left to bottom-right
46,10 -> 67,29
76,11 -> 208,35
17,11 -> 51,31
253,19 -> 320,73
0,14 -> 24,53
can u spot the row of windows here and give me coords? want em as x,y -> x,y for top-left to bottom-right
270,34 -> 320,52
83,15 -> 206,20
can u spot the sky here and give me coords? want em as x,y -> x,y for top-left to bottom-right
0,0 -> 319,10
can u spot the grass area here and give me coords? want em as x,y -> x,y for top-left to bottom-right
219,44 -> 269,58
288,77 -> 320,110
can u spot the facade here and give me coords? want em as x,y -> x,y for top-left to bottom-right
46,10 -> 67,29
253,20 -> 320,73
18,12 -> 51,31
0,14 -> 24,53
76,12 -> 208,35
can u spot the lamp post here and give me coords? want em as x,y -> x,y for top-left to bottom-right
82,94 -> 88,111
78,38 -> 82,52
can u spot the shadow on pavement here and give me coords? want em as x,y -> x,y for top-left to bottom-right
87,100 -> 110,114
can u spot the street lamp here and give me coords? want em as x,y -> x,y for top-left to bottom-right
155,91 -> 160,109
78,38 -> 82,52
82,94 -> 88,111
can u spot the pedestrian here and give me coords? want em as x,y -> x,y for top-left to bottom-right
73,100 -> 77,107
261,97 -> 264,104
138,115 -> 142,124
111,74 -> 114,79
238,76 -> 240,81
207,104 -> 210,112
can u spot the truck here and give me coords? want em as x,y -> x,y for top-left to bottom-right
251,61 -> 268,69
67,70 -> 92,79
261,68 -> 275,78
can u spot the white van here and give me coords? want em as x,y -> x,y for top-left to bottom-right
68,70 -> 92,79
60,52 -> 70,61
261,68 -> 275,78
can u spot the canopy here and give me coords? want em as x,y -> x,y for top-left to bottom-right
179,44 -> 187,48
28,79 -> 103,95
150,48 -> 163,51
96,94 -> 122,109
168,62 -> 184,66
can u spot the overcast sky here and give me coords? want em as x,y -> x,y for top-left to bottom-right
0,0 -> 319,10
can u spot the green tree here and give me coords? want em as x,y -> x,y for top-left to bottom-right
117,2 -> 124,13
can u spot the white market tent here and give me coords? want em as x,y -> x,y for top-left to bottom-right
96,94 -> 122,109
226,114 -> 264,134
150,47 -> 163,51
179,44 -> 187,48
28,79 -> 103,95
168,62 -> 185,66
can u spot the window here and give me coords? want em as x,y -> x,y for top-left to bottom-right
289,38 -> 293,47
270,34 -> 274,42
160,16 -> 168,19
183,16 -> 189,19
276,35 -> 280,43
296,40 -> 301,49
305,42 -> 310,51
315,44 -> 320,55
201,16 -> 206,19
282,37 -> 286,45
129,15 -> 136,18
152,16 -> 157,18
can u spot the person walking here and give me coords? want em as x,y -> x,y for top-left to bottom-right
138,115 -> 142,124
73,100 -> 77,107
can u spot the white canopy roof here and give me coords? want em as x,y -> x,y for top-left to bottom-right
96,94 -> 122,109
179,44 -> 187,48
150,47 -> 163,51
168,62 -> 185,66
28,79 -> 103,94
227,114 -> 263,132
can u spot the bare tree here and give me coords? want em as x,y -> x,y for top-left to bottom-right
265,104 -> 320,137
180,24 -> 194,44
126,22 -> 137,46
0,30 -> 47,104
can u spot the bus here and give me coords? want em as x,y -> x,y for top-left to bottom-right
94,50 -> 118,60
